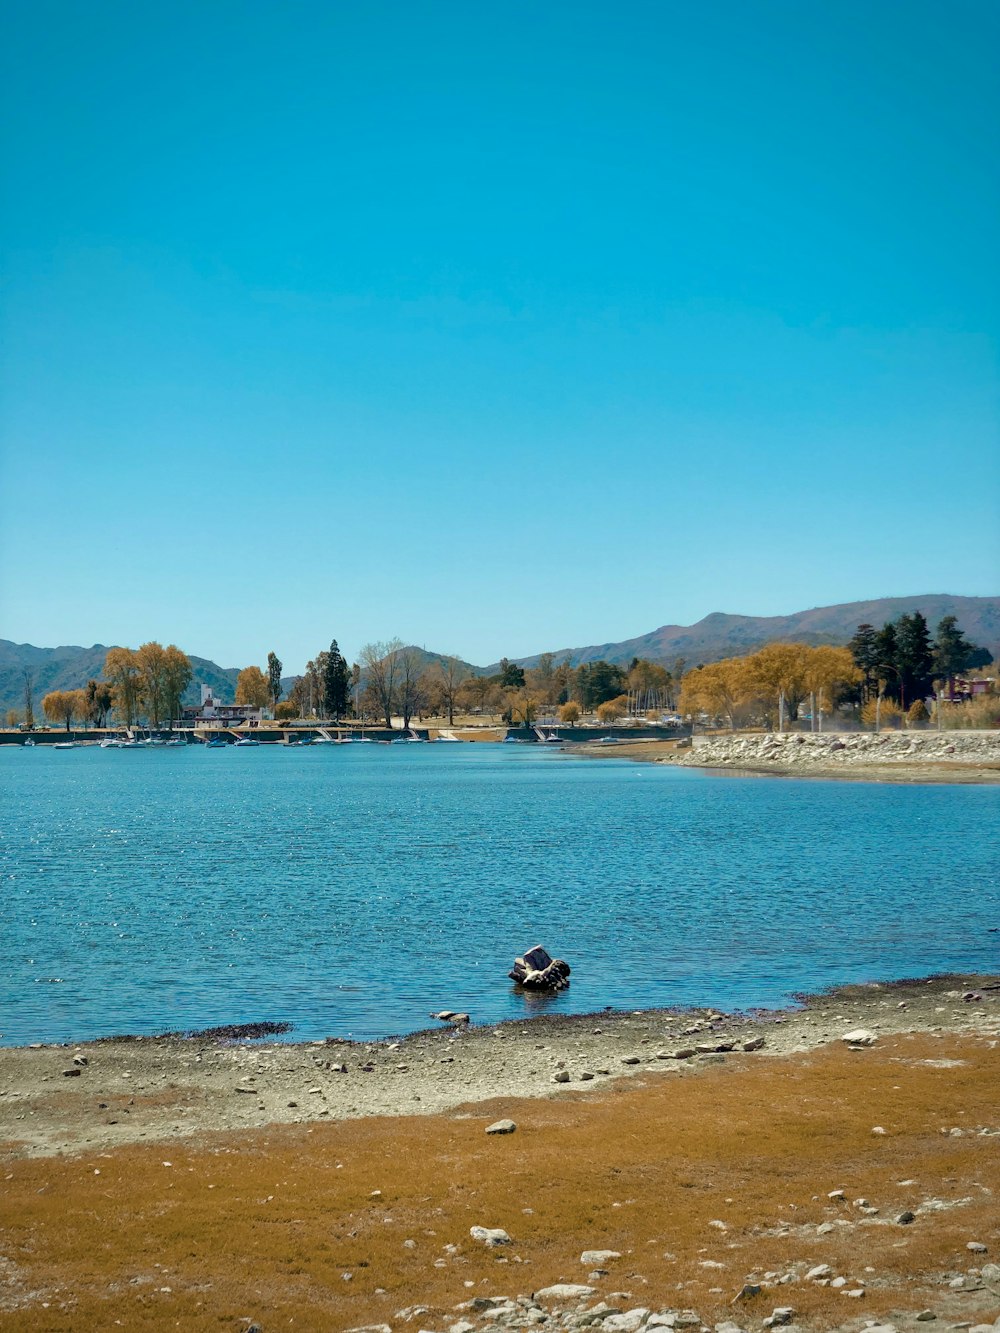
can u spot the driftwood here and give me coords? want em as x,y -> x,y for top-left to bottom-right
509,944 -> 571,991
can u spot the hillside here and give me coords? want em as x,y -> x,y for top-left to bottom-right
0,642 -> 242,722
508,594 -> 1000,670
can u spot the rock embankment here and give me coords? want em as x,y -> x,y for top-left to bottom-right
672,731 -> 1000,779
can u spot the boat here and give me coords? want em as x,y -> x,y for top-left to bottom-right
22,737 -> 36,747
164,734 -> 186,747
204,736 -> 227,749
53,740 -> 77,749
99,735 -> 119,749
233,735 -> 260,747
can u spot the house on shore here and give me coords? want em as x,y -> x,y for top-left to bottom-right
181,685 -> 262,728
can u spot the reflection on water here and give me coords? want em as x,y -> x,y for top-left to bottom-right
1,743 -> 997,1043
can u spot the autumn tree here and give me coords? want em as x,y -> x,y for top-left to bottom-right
596,695 -> 628,723
136,642 -> 170,725
236,665 -> 270,709
267,652 -> 283,709
360,639 -> 402,729
42,689 -> 86,731
558,700 -> 581,723
801,646 -> 859,730
162,646 -> 192,727
274,701 -> 297,721
6,708 -> 21,728
104,648 -> 141,725
456,673 -> 491,715
679,658 -> 749,729
505,688 -> 540,725
745,643 -> 810,728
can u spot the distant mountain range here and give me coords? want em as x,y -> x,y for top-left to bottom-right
503,594 -> 1000,671
3,594 -> 996,719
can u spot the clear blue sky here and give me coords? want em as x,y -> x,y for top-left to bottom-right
1,1 -> 997,672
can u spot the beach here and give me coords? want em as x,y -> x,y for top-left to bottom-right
2,976 -> 999,1331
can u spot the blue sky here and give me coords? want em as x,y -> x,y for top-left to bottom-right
1,0 -> 997,672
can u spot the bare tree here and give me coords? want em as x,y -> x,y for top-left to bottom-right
360,639 -> 403,729
427,655 -> 469,725
396,647 -> 427,730
22,669 -> 34,729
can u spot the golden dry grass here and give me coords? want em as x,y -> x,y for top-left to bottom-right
2,1033 -> 998,1331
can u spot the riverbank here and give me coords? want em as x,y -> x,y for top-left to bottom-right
1,976 -> 998,1332
567,732 -> 1000,784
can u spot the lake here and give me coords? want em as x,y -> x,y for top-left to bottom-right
2,742 -> 997,1044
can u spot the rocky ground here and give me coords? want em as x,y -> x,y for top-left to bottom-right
2,979 -> 1000,1332
1,976 -> 998,1159
655,732 -> 1000,783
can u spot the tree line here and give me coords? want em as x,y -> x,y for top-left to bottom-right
32,644 -> 192,731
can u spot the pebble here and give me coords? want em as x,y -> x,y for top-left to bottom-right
842,1028 -> 877,1046
533,1283 -> 595,1301
553,1070 -> 571,1084
470,1226 -> 511,1247
581,1250 -> 622,1265
485,1119 -> 517,1135
967,1241 -> 988,1253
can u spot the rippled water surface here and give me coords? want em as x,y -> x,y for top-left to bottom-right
2,743 -> 998,1043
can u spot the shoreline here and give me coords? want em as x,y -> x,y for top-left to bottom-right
565,731 -> 1000,784
3,974 -> 999,1333
2,972 -> 997,1160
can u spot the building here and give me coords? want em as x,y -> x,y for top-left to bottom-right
181,685 -> 262,727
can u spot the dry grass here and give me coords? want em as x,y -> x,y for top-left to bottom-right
2,1033 -> 998,1331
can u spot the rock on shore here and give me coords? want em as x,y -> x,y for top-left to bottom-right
672,731 -> 1000,777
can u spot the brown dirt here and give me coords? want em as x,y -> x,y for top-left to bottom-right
1,980 -> 999,1331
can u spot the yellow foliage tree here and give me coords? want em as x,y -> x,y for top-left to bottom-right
558,700 -> 581,723
235,666 -> 270,709
596,694 -> 628,723
103,647 -> 141,725
42,689 -> 86,731
679,657 -> 750,729
162,646 -> 192,728
136,641 -> 169,726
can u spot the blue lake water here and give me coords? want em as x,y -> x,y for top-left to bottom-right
1,743 -> 998,1045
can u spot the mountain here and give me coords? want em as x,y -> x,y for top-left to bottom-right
3,595 -> 996,719
0,641 -> 242,721
505,594 -> 1000,671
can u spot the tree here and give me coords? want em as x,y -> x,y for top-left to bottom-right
596,695 -> 627,723
933,616 -> 990,682
457,673 -> 492,715
505,688 -> 540,725
236,665 -> 270,709
85,679 -> 114,727
274,701 -> 297,721
425,655 -> 468,725
907,699 -> 929,723
267,652 -> 283,709
575,660 -> 627,710
162,646 -> 192,727
896,612 -> 934,710
22,669 -> 34,729
745,643 -> 810,728
396,647 -> 426,729
42,689 -> 85,731
848,624 -> 880,702
360,639 -> 402,729
558,700 -> 581,723
323,641 -> 351,720
136,641 -> 169,725
6,708 -> 21,728
497,658 -> 526,689
801,646 -> 859,731
679,658 -> 749,729
873,622 -> 900,703
104,648 -> 141,725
